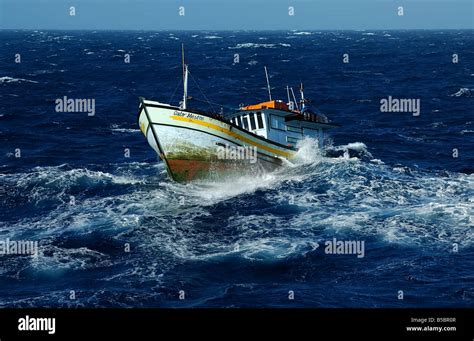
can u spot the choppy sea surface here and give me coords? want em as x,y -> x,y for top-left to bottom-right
0,30 -> 473,307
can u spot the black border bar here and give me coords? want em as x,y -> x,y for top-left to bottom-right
0,308 -> 472,340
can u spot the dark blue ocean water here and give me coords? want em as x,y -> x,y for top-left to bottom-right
0,30 -> 473,307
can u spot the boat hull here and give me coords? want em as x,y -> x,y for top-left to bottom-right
138,101 -> 296,182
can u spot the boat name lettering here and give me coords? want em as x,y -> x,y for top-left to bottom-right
174,111 -> 204,121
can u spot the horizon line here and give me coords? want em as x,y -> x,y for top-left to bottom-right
1,28 -> 473,32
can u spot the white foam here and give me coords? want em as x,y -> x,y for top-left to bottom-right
229,43 -> 291,49
292,31 -> 313,35
0,76 -> 38,84
293,137 -> 323,164
184,172 -> 281,204
450,88 -> 472,97
111,128 -> 140,133
31,246 -> 112,271
330,141 -> 373,159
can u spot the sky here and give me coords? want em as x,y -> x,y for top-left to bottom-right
0,0 -> 472,30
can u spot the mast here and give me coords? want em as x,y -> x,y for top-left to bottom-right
264,66 -> 272,101
183,65 -> 188,110
182,43 -> 185,84
182,44 -> 188,110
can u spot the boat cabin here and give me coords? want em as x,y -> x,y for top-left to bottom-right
228,99 -> 338,149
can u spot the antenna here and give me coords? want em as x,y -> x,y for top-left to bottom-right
286,85 -> 294,111
299,82 -> 306,111
264,66 -> 272,101
290,87 -> 300,111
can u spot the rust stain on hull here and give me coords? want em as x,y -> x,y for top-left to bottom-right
167,159 -> 281,182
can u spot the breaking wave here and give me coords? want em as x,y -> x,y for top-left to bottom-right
450,88 -> 473,97
291,31 -> 313,35
229,43 -> 291,49
0,76 -> 38,84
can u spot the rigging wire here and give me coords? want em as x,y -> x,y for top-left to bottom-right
151,67 -> 239,115
187,70 -> 219,114
190,97 -> 238,112
168,78 -> 182,104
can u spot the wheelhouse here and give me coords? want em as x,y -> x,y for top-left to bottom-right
228,98 -> 339,149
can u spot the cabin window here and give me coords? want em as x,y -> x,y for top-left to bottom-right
256,112 -> 264,129
249,113 -> 256,130
242,115 -> 249,130
287,126 -> 302,133
270,115 -> 285,131
239,116 -> 244,127
287,136 -> 300,144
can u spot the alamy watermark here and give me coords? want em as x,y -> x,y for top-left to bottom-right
55,96 -> 95,116
0,238 -> 38,256
380,96 -> 420,116
18,316 -> 55,335
216,144 -> 257,163
324,238 -> 365,258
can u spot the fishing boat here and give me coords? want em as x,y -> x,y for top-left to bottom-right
138,47 -> 339,182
